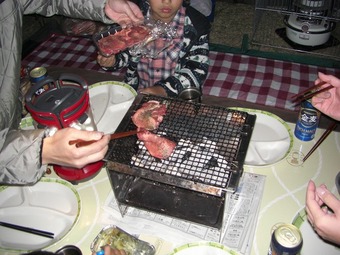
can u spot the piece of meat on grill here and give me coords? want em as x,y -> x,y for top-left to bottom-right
132,101 -> 167,130
137,130 -> 176,159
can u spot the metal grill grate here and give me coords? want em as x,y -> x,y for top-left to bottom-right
106,94 -> 256,195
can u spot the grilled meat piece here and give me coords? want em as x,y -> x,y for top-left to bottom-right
137,130 -> 176,159
132,100 -> 167,130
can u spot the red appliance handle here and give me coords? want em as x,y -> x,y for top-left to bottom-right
57,73 -> 89,127
59,92 -> 90,127
25,73 -> 89,129
59,73 -> 88,90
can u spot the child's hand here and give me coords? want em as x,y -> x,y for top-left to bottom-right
140,86 -> 167,97
97,54 -> 116,68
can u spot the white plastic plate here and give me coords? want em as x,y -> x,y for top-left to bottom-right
231,108 -> 293,166
89,81 -> 137,134
169,242 -> 239,255
0,178 -> 80,251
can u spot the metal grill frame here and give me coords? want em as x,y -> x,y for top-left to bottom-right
106,94 -> 256,195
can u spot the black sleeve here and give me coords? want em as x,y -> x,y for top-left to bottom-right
185,6 -> 211,37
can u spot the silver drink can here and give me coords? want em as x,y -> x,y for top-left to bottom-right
179,87 -> 202,103
29,66 -> 48,84
268,224 -> 303,255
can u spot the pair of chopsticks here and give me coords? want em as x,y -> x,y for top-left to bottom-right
303,121 -> 337,162
291,81 -> 333,104
69,129 -> 138,147
0,221 -> 54,239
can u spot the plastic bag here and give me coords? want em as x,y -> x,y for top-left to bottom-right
129,17 -> 178,58
93,18 -> 177,58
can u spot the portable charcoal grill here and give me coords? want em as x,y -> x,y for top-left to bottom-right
106,94 -> 256,228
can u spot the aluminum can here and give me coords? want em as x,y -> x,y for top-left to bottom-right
294,99 -> 320,141
179,87 -> 202,103
29,66 -> 47,84
268,224 -> 303,255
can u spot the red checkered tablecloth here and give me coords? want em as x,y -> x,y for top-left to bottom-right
22,34 -> 119,75
22,34 -> 340,111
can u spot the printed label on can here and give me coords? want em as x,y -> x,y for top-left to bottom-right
294,100 -> 320,141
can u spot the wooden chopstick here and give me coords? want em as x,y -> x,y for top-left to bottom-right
292,85 -> 334,104
303,121 -> 337,162
299,85 -> 334,102
291,81 -> 327,99
0,221 -> 54,239
69,129 -> 138,147
291,81 -> 333,103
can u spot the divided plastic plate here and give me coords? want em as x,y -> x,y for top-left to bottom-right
89,81 -> 137,134
231,108 -> 293,166
169,242 -> 240,255
0,178 -> 80,251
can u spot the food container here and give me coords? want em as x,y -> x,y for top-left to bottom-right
93,19 -> 177,58
93,23 -> 151,57
90,225 -> 155,255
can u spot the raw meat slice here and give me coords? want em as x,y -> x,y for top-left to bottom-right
132,101 -> 167,130
96,25 -> 151,55
97,36 -> 126,55
137,130 -> 176,159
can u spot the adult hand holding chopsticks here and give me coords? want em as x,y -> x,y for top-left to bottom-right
304,73 -> 340,246
298,73 -> 339,162
311,72 -> 340,121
